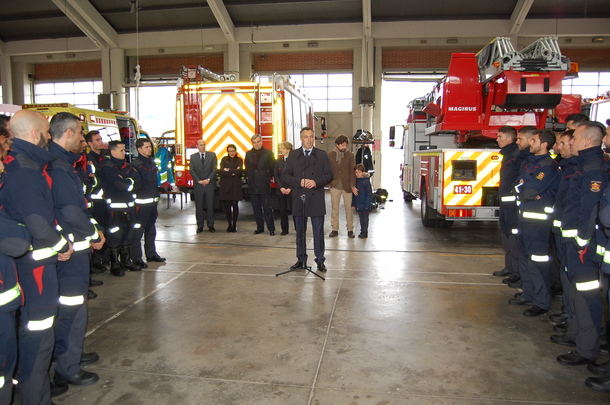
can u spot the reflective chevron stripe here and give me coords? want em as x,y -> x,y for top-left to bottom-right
442,150 -> 502,207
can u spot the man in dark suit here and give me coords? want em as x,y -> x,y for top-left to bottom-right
245,134 -> 276,235
282,127 -> 333,272
190,139 -> 217,233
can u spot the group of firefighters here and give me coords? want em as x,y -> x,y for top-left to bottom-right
496,113 -> 610,393
0,109 -> 164,405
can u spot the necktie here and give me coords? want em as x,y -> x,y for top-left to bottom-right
201,153 -> 205,163
305,150 -> 310,157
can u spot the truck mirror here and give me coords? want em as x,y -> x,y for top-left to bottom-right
389,126 -> 395,140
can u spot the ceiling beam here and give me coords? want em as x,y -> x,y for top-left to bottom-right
51,0 -> 119,48
362,0 -> 371,38
206,0 -> 235,43
510,0 -> 534,35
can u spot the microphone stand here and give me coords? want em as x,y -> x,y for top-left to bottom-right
276,149 -> 325,281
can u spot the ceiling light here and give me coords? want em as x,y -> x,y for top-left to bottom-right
592,36 -> 605,43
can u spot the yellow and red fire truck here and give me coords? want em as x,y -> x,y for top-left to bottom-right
173,66 -> 313,189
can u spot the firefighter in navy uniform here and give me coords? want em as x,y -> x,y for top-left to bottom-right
556,121 -> 606,367
131,138 -> 165,267
100,140 -> 142,276
513,129 -> 560,317
0,110 -> 73,405
47,113 -> 105,391
85,130 -> 109,272
495,126 -> 521,281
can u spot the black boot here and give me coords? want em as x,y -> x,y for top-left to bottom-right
90,252 -> 107,274
110,248 -> 125,277
120,247 -> 142,271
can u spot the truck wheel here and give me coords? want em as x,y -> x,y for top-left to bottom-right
420,188 -> 437,227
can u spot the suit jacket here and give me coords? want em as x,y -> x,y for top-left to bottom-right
190,151 -> 217,190
328,150 -> 356,193
245,147 -> 275,194
281,147 -> 332,217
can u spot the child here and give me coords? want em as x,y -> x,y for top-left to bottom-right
352,164 -> 373,238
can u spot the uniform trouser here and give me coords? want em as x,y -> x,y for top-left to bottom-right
519,220 -> 552,310
500,231 -> 520,276
357,210 -> 369,236
294,216 -> 325,264
330,187 -> 353,232
549,234 -> 562,292
54,254 -> 90,377
278,194 -> 291,233
250,193 -> 274,232
131,203 -> 158,260
107,208 -> 139,249
194,185 -> 215,228
0,311 -> 17,405
16,261 -> 58,405
564,242 -> 602,360
90,199 -> 109,264
555,234 -> 577,340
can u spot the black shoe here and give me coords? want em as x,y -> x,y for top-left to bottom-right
269,231 -> 275,236
347,231 -> 355,239
549,312 -> 568,324
588,360 -> 610,376
523,306 -> 548,317
553,323 -> 568,334
316,261 -> 327,272
508,279 -> 522,289
557,351 -> 593,366
208,226 -> 216,233
601,343 -> 609,355
329,231 -> 338,238
508,296 -> 531,305
120,247 -> 142,271
290,261 -> 305,270
147,254 -> 166,263
585,375 -> 610,393
280,231 -> 288,235
358,234 -> 368,239
493,268 -> 511,277
513,292 -> 524,298
110,248 -> 125,277
51,381 -> 69,397
80,352 -> 99,367
550,334 -> 576,347
54,370 -> 99,386
89,279 -> 103,287
254,229 -> 264,235
87,289 -> 97,300
196,227 -> 203,233
502,274 -> 520,284
227,226 -> 232,232
133,259 -> 148,269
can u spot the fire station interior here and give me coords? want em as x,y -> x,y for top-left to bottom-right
2,1 -> 610,404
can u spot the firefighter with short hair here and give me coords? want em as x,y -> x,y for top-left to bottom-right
0,109 -> 73,405
100,141 -> 141,276
513,128 -> 560,317
131,138 -> 165,267
557,121 -> 606,367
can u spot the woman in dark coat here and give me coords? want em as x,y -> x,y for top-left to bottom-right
274,141 -> 293,235
218,144 -> 243,232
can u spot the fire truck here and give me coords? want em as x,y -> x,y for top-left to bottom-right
400,37 -> 575,226
173,66 -> 314,189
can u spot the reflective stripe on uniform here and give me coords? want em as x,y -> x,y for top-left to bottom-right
109,202 -> 134,208
500,195 -> 516,202
553,220 -> 561,228
109,227 -> 120,234
603,250 -> 610,264
561,229 -> 577,238
135,198 -> 157,204
72,240 -> 91,252
90,218 -> 98,225
27,316 -> 54,331
511,228 -> 519,235
575,280 -> 600,291
31,235 -> 68,261
127,178 -> 134,192
544,206 -> 554,214
59,295 -> 85,306
531,254 -> 550,262
90,189 -> 104,200
0,284 -> 21,306
522,211 -> 548,220
575,236 -> 590,248
133,223 -> 142,229
597,245 -> 605,256
0,376 -> 3,389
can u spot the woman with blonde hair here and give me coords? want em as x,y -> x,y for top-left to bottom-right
274,141 -> 293,235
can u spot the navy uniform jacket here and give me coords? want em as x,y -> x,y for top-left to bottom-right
281,147 -> 333,217
47,142 -> 100,255
0,139 -> 68,264
498,143 -> 523,233
131,155 -> 159,203
562,147 -> 605,247
100,157 -> 137,208
552,157 -> 577,235
86,150 -> 107,202
0,210 -> 30,313
594,157 -> 610,273
516,153 -> 560,221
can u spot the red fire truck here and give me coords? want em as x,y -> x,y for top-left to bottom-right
400,37 -> 578,226
173,66 -> 314,190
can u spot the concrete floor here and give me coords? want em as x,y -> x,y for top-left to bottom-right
53,192 -> 609,405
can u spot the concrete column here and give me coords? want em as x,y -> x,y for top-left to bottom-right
352,46 -> 362,135
239,47 -> 251,81
101,47 -> 126,111
372,43 -> 382,189
225,40 -> 239,78
11,62 -> 33,105
360,36 -> 374,133
0,54 -> 13,104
